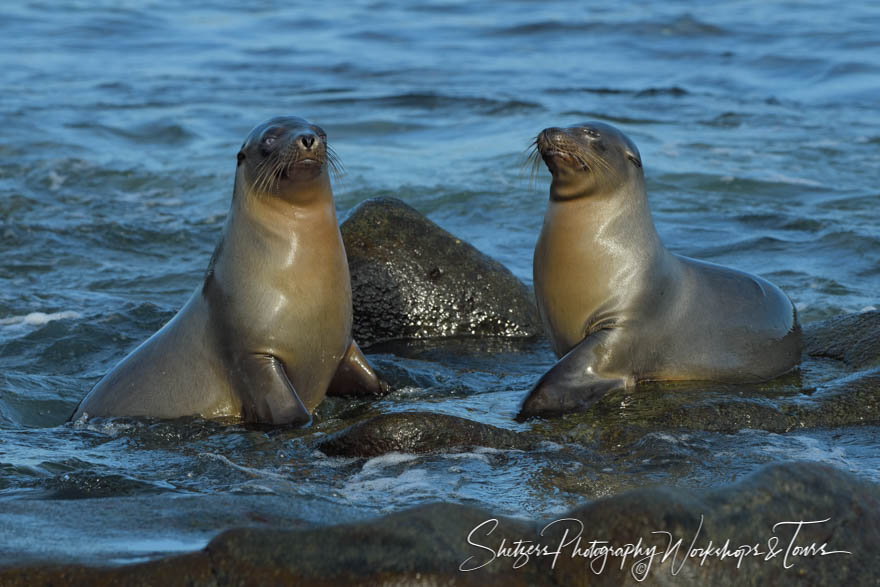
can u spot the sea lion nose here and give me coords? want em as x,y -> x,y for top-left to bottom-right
299,133 -> 317,150
540,127 -> 563,142
537,128 -> 564,149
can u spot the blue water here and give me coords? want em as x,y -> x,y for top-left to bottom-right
1,0 -> 879,565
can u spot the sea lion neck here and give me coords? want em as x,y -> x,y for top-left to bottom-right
545,183 -> 664,258
234,167 -> 334,209
548,180 -> 591,202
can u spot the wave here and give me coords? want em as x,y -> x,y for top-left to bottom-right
490,14 -> 727,38
0,311 -> 81,327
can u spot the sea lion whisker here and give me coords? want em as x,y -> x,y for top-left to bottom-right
253,157 -> 270,192
272,151 -> 291,192
529,149 -> 544,190
254,152 -> 277,194
257,159 -> 275,195
520,141 -> 543,190
264,149 -> 290,194
326,145 -> 344,185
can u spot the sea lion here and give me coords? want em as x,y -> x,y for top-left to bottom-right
518,121 -> 801,420
72,116 -> 386,425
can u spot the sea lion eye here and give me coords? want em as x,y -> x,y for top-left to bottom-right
583,128 -> 600,138
263,136 -> 276,146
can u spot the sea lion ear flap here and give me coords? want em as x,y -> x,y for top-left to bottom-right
626,153 -> 642,168
236,151 -> 246,166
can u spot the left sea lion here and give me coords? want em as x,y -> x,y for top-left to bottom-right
72,116 -> 386,425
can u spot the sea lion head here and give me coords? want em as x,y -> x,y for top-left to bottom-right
532,121 -> 642,201
235,116 -> 339,200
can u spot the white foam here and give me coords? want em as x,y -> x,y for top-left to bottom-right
344,467 -> 440,500
763,435 -> 854,468
766,173 -> 823,187
860,306 -> 877,313
472,446 -> 503,454
198,452 -> 290,481
360,451 -> 419,472
446,451 -> 491,464
105,536 -> 208,565
72,414 -> 142,436
646,431 -> 692,445
534,440 -> 563,452
0,311 -> 81,326
310,449 -> 359,468
48,170 -> 66,191
230,482 -> 277,495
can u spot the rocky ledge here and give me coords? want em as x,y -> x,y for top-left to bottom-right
1,461 -> 875,586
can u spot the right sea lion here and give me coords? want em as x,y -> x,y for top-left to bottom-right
519,121 -> 801,420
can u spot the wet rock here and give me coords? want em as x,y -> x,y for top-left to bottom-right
797,366 -> 880,428
206,503 -> 535,586
317,411 -> 531,457
627,367 -> 879,438
547,461 -> 878,586
803,310 -> 880,369
0,553 -> 216,587
341,197 -> 542,347
550,368 -> 880,449
2,462 -> 875,585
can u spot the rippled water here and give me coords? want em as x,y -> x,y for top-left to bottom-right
1,1 -> 879,565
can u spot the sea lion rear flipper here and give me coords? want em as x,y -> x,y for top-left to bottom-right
240,354 -> 311,426
516,333 -> 626,421
326,341 -> 390,397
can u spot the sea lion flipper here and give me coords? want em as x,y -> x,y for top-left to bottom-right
241,354 -> 311,426
326,341 -> 390,397
516,334 -> 625,421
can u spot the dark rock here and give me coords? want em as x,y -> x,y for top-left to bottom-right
0,552 -> 216,587
541,375 -> 880,451
804,310 -> 880,369
797,366 -> 880,428
547,461 -> 878,586
591,366 -> 880,445
317,411 -> 531,457
1,462 -> 875,585
206,503 -> 535,586
341,197 -> 542,347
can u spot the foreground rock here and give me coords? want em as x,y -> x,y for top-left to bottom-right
317,411 -> 531,457
341,197 -> 542,347
1,462 -> 875,585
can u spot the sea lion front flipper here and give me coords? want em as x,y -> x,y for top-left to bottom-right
516,333 -> 626,421
326,341 -> 390,397
240,354 -> 311,426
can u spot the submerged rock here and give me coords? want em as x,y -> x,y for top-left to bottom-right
1,462 -> 875,585
317,411 -> 531,457
341,197 -> 542,347
555,370 -> 880,449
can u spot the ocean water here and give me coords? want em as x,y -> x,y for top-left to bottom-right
1,0 -> 879,565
